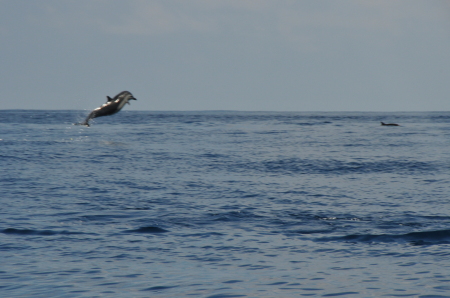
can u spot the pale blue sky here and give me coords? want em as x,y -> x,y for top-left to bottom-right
1,0 -> 450,111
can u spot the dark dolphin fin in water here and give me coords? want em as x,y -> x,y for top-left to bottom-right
76,91 -> 137,127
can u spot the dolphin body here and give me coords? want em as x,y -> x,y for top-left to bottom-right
381,122 -> 399,126
79,91 -> 137,126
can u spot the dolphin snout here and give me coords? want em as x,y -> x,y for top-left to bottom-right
127,96 -> 137,105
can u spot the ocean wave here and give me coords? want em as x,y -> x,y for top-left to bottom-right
254,158 -> 437,175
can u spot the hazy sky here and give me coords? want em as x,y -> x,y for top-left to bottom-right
1,0 -> 450,111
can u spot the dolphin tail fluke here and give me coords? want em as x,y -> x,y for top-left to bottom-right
74,122 -> 90,127
80,116 -> 93,127
74,121 -> 90,127
74,111 -> 95,126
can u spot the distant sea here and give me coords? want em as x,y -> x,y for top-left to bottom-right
1,110 -> 450,298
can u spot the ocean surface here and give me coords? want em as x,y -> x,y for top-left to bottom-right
1,110 -> 450,298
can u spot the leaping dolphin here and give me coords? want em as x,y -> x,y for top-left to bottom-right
381,122 -> 399,126
79,91 -> 137,126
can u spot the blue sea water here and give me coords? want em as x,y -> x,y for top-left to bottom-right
1,110 -> 450,298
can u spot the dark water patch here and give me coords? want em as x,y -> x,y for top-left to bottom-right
206,294 -> 247,298
322,292 -> 360,297
266,281 -> 288,285
288,228 -> 336,235
281,190 -> 309,196
418,296 -> 450,298
124,206 -> 151,210
199,153 -> 230,159
126,226 -> 169,233
97,282 -> 120,286
114,180 -> 167,191
0,154 -> 28,162
222,280 -> 243,284
1,228 -> 84,236
255,130 -> 288,134
114,273 -> 144,278
209,210 -> 264,222
0,110 -> 79,124
140,285 -> 178,291
300,287 -> 323,291
180,232 -> 225,238
406,230 -> 450,245
253,158 -> 437,175
294,121 -> 331,126
80,214 -> 135,222
224,131 -> 248,136
239,264 -> 274,270
319,229 -> 450,245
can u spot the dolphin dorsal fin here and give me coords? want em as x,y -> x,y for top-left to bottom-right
106,96 -> 113,102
